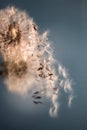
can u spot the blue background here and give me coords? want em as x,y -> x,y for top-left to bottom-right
0,0 -> 87,130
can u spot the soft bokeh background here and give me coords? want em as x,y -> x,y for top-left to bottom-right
0,0 -> 87,130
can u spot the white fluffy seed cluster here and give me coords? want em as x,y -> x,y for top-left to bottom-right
0,6 -> 74,117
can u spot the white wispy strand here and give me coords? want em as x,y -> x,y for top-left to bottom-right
58,64 -> 74,107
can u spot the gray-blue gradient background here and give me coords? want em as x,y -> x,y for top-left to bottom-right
0,0 -> 87,130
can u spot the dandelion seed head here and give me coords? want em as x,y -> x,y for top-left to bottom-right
0,6 -> 74,117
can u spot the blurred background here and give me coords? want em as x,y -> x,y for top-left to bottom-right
0,0 -> 87,130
